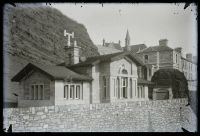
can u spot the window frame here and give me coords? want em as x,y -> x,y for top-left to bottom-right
75,85 -> 81,99
103,76 -> 107,99
30,84 -> 44,100
121,77 -> 128,98
144,55 -> 148,63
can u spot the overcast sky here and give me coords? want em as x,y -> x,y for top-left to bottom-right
51,3 -> 197,57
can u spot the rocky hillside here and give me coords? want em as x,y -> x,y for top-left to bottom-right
3,5 -> 99,103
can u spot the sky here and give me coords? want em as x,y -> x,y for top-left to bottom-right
51,3 -> 197,57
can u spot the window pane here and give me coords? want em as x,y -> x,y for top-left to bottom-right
76,86 -> 80,99
130,79 -> 132,98
70,85 -> 74,99
103,77 -> 106,98
35,85 -> 38,100
117,78 -> 120,98
31,85 -> 34,100
40,85 -> 43,100
64,85 -> 68,99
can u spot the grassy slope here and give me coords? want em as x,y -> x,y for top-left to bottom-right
4,5 -> 99,102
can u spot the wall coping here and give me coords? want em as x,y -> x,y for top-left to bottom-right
3,98 -> 188,112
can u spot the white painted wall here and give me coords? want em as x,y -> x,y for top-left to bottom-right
54,80 -> 90,105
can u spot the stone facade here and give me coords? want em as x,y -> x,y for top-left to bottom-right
3,98 -> 197,132
18,70 -> 55,107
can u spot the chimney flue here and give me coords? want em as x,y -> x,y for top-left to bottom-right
159,39 -> 168,46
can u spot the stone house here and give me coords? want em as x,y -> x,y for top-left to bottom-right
11,33 -> 153,107
136,39 -> 182,81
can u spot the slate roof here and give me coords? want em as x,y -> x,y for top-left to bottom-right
104,42 -> 123,50
181,56 -> 196,64
11,63 -> 92,82
139,45 -> 173,53
138,78 -> 155,85
122,44 -> 147,53
66,51 -> 144,68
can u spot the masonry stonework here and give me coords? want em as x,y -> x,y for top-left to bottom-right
3,98 -> 196,132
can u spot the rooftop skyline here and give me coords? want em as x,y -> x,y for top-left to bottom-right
52,3 -> 197,57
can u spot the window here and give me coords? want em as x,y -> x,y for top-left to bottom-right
30,84 -> 44,100
70,85 -> 74,99
39,85 -> 44,100
122,77 -> 127,98
64,85 -> 68,99
103,76 -> 107,99
75,85 -> 80,99
64,84 -> 82,100
144,55 -> 148,63
175,54 -> 178,63
137,86 -> 145,98
31,85 -> 34,100
122,69 -> 128,74
117,77 -> 120,99
130,78 -> 132,98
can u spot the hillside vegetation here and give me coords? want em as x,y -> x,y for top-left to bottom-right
3,5 -> 99,102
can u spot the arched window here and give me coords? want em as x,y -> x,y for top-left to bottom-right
122,69 -> 128,74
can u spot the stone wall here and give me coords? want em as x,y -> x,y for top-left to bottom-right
3,98 -> 196,132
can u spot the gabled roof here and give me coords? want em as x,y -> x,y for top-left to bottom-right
139,45 -> 173,53
11,63 -> 92,82
66,52 -> 144,68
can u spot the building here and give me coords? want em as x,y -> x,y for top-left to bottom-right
102,38 -> 123,50
181,54 -> 197,91
11,32 -> 153,107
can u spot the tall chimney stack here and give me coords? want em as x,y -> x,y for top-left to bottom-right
64,31 -> 80,66
103,38 -> 105,46
159,39 -> 168,46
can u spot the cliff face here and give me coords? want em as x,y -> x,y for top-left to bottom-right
3,5 -> 99,102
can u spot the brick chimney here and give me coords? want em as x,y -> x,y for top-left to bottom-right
186,53 -> 192,61
159,39 -> 168,46
103,38 -> 105,46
